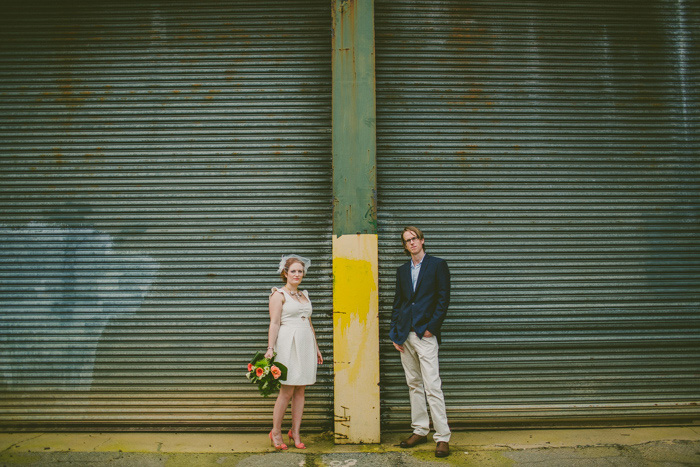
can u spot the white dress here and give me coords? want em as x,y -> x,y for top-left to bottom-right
271,287 -> 317,386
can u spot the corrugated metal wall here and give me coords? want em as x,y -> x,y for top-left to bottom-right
0,1 -> 333,429
376,0 -> 700,427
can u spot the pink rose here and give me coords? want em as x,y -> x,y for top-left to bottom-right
270,365 -> 281,379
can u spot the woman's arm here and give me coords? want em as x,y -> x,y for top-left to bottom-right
265,291 -> 284,359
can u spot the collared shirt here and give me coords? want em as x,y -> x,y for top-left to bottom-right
410,256 -> 424,292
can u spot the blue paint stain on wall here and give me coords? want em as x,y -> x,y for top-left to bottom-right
0,222 -> 158,390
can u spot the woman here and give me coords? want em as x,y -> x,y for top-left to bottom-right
265,254 -> 323,450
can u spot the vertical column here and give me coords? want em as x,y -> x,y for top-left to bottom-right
332,0 -> 380,444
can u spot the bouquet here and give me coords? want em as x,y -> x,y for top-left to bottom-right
246,351 -> 288,397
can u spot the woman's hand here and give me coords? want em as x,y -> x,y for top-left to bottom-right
316,348 -> 323,365
265,348 -> 274,360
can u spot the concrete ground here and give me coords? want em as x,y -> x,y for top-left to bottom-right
1,426 -> 699,466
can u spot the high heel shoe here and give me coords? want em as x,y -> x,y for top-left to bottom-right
269,431 -> 288,450
287,430 -> 306,449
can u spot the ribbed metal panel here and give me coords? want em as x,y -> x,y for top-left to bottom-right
376,0 -> 699,427
0,1 -> 332,429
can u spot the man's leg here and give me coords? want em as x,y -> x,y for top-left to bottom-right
400,332 -> 430,436
413,334 -> 451,443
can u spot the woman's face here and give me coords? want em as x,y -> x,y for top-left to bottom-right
286,261 -> 305,287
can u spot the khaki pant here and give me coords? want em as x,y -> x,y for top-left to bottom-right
400,331 -> 451,443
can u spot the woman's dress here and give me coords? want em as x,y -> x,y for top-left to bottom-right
272,287 -> 317,386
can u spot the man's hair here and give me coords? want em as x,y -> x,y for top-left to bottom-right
401,226 -> 425,255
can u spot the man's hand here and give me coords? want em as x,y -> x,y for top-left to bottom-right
424,330 -> 434,338
393,342 -> 404,353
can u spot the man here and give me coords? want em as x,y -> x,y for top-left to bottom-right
390,226 -> 451,458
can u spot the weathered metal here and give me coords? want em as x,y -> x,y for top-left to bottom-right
332,0 -> 378,238
332,0 -> 381,444
375,0 -> 700,427
0,0 -> 334,430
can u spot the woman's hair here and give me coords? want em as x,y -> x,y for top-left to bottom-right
280,257 -> 306,281
401,225 -> 425,255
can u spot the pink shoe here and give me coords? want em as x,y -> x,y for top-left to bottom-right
269,431 -> 288,450
287,430 -> 306,449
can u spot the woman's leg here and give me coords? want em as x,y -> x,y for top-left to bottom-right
271,385 -> 294,444
289,385 -> 306,439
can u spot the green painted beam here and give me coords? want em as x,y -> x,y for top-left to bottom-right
332,0 -> 377,236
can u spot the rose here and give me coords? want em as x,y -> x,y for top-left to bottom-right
246,351 -> 287,397
270,365 -> 281,379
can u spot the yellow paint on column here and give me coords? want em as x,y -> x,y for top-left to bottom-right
333,234 -> 380,443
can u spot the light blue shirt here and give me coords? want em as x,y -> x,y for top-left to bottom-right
410,256 -> 424,291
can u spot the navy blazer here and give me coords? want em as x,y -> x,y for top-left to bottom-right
390,254 -> 450,345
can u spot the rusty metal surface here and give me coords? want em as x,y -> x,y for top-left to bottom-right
0,0 -> 333,430
375,0 -> 700,427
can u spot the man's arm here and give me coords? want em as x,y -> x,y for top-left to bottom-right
426,259 -> 450,336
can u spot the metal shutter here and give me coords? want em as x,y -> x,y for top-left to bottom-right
376,0 -> 699,427
0,0 -> 332,430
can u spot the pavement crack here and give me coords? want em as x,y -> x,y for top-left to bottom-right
1,433 -> 45,453
92,436 -> 114,451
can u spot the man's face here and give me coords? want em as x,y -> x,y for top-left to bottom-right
402,230 -> 424,255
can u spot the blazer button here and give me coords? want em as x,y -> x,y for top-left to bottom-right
302,316 -> 306,320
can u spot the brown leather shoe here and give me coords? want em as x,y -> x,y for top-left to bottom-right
399,433 -> 428,448
435,441 -> 450,457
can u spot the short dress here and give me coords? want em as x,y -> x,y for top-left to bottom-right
271,287 -> 317,386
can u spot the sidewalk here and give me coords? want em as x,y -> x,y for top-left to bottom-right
1,426 -> 699,466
